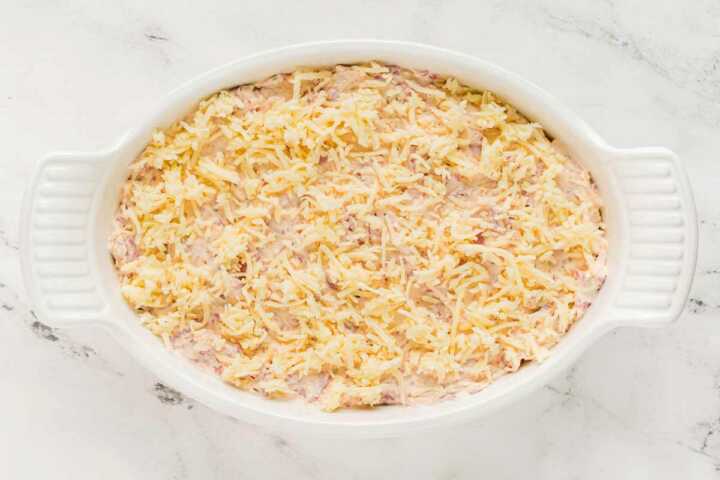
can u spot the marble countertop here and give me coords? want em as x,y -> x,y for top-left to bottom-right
2,0 -> 719,478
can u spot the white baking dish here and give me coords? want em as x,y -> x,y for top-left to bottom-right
20,40 -> 697,438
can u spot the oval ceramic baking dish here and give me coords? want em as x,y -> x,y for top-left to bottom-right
20,40 -> 697,438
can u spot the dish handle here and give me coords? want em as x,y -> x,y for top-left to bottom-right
20,151 -> 112,329
607,147 -> 698,327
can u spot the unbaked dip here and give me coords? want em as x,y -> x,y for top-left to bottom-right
109,63 -> 607,411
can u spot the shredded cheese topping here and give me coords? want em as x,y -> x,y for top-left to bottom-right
110,63 -> 607,410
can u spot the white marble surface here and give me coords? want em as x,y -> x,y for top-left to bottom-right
1,0 -> 719,478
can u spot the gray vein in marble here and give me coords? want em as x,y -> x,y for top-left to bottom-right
547,374 -> 720,470
0,228 -> 19,251
145,32 -> 169,42
137,27 -> 174,65
77,12 -> 176,66
0,273 -> 122,374
27,311 -> 98,359
545,347 -> 720,471
544,367 -> 576,408
154,382 -> 193,409
673,440 -> 720,471
267,434 -> 321,480
29,316 -> 60,342
171,450 -> 188,480
698,417 -> 720,456
687,298 -> 718,314
696,373 -> 720,466
546,377 -> 634,433
544,10 -> 669,79
538,6 -> 720,104
7,298 -> 120,375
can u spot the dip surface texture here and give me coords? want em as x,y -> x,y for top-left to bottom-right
110,63 -> 607,410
